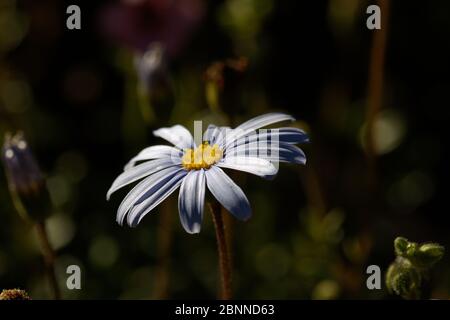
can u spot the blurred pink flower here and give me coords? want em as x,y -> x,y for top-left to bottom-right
99,0 -> 205,57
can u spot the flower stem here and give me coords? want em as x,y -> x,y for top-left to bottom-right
35,221 -> 61,300
152,199 -> 173,299
209,201 -> 232,300
365,0 -> 391,187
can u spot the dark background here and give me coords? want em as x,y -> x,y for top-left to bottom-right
1,0 -> 449,299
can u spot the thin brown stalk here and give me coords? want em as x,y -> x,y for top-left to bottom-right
152,199 -> 173,299
208,201 -> 232,300
365,0 -> 391,186
35,221 -> 61,300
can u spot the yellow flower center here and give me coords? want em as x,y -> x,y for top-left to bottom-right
181,142 -> 223,170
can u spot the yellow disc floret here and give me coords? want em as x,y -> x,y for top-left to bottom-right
181,142 -> 223,170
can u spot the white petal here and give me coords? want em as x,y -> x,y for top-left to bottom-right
226,142 -> 306,164
218,156 -> 278,178
202,124 -> 219,143
223,113 -> 295,149
236,113 -> 295,131
127,169 -> 187,227
153,125 -> 195,149
116,166 -> 182,225
203,125 -> 232,146
107,158 -> 180,200
178,169 -> 205,234
234,127 -> 309,145
205,166 -> 251,221
124,145 -> 182,170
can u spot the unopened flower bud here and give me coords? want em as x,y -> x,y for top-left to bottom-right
394,237 -> 409,256
1,132 -> 51,222
134,42 -> 174,122
386,257 -> 421,300
394,237 -> 445,269
387,236 -> 445,299
414,243 -> 445,269
135,42 -> 167,90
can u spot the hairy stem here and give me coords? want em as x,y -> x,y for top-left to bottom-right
209,201 -> 232,300
35,221 -> 61,300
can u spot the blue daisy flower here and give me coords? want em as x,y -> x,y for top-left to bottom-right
107,113 -> 309,233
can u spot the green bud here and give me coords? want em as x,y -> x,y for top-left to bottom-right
386,257 -> 421,300
393,237 -> 445,269
394,237 -> 409,256
387,236 -> 445,299
413,243 -> 445,269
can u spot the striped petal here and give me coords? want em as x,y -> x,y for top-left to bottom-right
223,113 -> 295,149
107,158 -> 180,200
226,142 -> 306,164
124,145 -> 182,170
218,156 -> 278,178
126,169 -> 187,227
205,166 -> 251,221
231,127 -> 309,145
203,125 -> 232,146
116,166 -> 182,225
178,169 -> 206,234
153,125 -> 195,149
